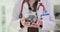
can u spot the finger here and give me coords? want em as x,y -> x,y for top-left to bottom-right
36,19 -> 42,24
32,23 -> 36,25
31,24 -> 39,28
21,17 -> 25,23
20,17 -> 26,26
31,23 -> 37,26
24,22 -> 30,27
30,23 -> 40,28
22,17 -> 25,20
21,17 -> 25,21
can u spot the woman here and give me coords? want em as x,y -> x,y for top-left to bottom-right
20,0 -> 42,28
10,0 -> 56,32
20,0 -> 43,32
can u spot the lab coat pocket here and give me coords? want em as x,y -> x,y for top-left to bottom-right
42,15 -> 50,21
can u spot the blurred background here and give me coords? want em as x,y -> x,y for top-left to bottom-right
0,0 -> 60,32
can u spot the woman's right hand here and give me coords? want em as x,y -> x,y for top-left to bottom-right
20,17 -> 30,27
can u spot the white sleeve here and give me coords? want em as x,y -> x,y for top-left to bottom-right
10,2 -> 29,30
11,0 -> 24,21
9,0 -> 23,31
9,19 -> 21,31
42,0 -> 56,30
37,0 -> 56,30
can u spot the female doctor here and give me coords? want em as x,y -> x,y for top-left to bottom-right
10,0 -> 56,32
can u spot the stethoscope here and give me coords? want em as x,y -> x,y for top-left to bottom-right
19,0 -> 50,20
19,0 -> 50,28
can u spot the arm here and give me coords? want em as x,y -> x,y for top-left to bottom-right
37,0 -> 56,30
41,0 -> 56,30
9,0 -> 22,31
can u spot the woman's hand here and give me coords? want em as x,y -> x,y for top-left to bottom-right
20,17 -> 30,27
31,19 -> 43,28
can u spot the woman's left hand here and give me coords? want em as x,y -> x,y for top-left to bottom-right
30,19 -> 43,28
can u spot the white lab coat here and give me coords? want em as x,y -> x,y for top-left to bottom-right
10,0 -> 56,32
